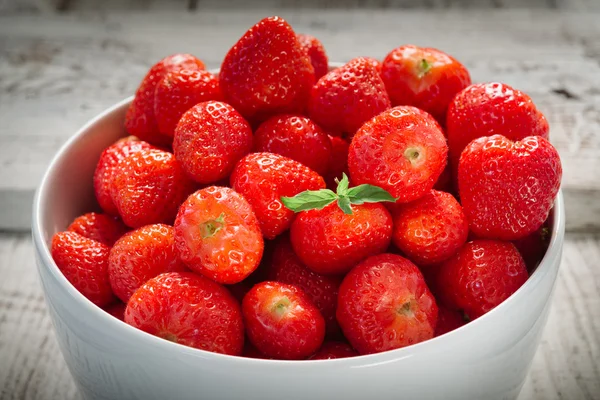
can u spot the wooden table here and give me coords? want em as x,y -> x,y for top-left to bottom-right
0,2 -> 599,399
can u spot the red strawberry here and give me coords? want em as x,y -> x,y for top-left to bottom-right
392,190 -> 468,266
436,240 -> 528,320
173,101 -> 253,184
310,341 -> 357,360
513,225 -> 550,272
446,82 -> 549,164
111,149 -> 195,228
324,135 -> 350,190
174,186 -> 264,284
230,153 -> 325,239
51,231 -> 115,307
154,69 -> 223,137
125,54 -> 205,146
242,281 -> 325,359
285,174 -> 394,275
381,45 -> 471,124
93,137 -> 154,216
434,305 -> 465,337
297,33 -> 329,79
67,212 -> 128,246
242,343 -> 270,359
348,106 -> 448,203
268,236 -> 342,336
125,272 -> 244,355
362,57 -> 383,75
108,224 -> 187,303
253,114 -> 332,175
433,162 -> 453,193
220,16 -> 315,121
103,301 -> 126,321
309,57 -> 391,135
337,253 -> 438,354
458,135 -> 561,240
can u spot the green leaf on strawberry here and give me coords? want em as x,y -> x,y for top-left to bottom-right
281,173 -> 397,215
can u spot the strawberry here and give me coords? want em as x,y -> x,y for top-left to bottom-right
434,305 -> 465,337
173,101 -> 253,184
93,137 -> 154,216
446,82 -> 549,165
110,149 -> 195,228
51,231 -> 115,307
103,301 -> 126,321
125,272 -> 244,355
67,212 -> 128,247
284,174 -> 394,275
220,16 -> 315,121
433,162 -> 453,193
297,33 -> 329,79
391,190 -> 468,266
125,54 -> 205,146
324,135 -> 350,190
348,106 -> 448,203
154,69 -> 222,137
309,57 -> 391,135
242,343 -> 270,359
254,114 -> 332,176
436,240 -> 528,320
458,135 -> 561,240
310,341 -> 358,360
362,57 -> 383,75
174,186 -> 264,284
268,236 -> 342,336
337,253 -> 438,355
230,153 -> 325,239
242,281 -> 325,359
513,225 -> 551,272
381,45 -> 471,124
108,224 -> 188,303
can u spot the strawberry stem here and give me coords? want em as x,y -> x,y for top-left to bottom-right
200,212 -> 225,238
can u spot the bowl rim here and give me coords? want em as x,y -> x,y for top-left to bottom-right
32,95 -> 566,367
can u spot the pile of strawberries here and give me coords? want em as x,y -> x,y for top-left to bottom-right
51,16 -> 562,360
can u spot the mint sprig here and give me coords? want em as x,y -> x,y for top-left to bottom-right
281,173 -> 397,215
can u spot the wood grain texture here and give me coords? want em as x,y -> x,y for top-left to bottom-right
1,10 -> 599,231
0,233 -> 598,399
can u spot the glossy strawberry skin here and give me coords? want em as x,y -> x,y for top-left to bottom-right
125,272 -> 244,355
434,305 -> 465,337
173,101 -> 253,184
51,231 -> 115,307
436,240 -> 528,320
310,341 -> 358,360
348,106 -> 448,203
297,33 -> 329,79
458,135 -> 561,240
392,190 -> 468,266
230,153 -> 326,239
309,57 -> 391,135
337,253 -> 438,355
446,82 -> 549,164
174,186 -> 264,284
290,202 -> 393,275
220,17 -> 315,122
362,57 -> 383,76
108,224 -> 187,303
93,137 -> 154,216
110,149 -> 195,229
324,135 -> 350,190
268,236 -> 342,336
67,212 -> 128,247
242,281 -> 325,360
125,54 -> 205,146
154,69 -> 223,137
253,114 -> 332,176
381,45 -> 471,124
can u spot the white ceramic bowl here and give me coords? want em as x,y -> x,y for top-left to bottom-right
33,95 -> 565,400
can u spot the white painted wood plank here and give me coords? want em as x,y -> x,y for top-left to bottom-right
0,233 -> 598,399
1,10 -> 599,231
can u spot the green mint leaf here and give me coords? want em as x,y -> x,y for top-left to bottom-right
337,196 -> 353,215
281,189 -> 337,212
346,184 -> 397,205
336,173 -> 350,196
